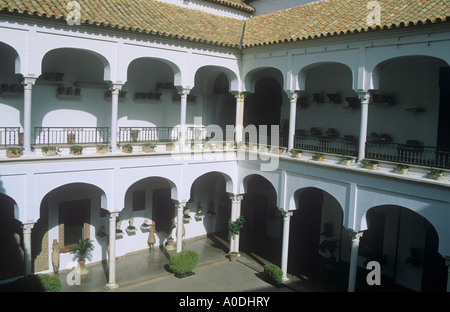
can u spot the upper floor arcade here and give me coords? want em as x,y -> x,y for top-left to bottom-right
1,17 -> 450,172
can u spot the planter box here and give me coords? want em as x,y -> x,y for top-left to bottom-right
122,146 -> 133,153
339,159 -> 353,166
70,149 -> 82,155
393,166 -> 409,175
312,155 -> 324,161
43,150 -> 57,156
96,146 -> 108,154
142,146 -> 155,153
427,171 -> 443,180
6,150 -> 22,158
364,163 -> 378,170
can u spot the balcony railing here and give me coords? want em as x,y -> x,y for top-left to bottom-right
118,126 -> 207,143
34,127 -> 109,145
366,142 -> 450,169
0,127 -> 22,146
293,134 -> 359,157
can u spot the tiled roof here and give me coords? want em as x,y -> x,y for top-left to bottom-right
0,0 -> 448,48
204,0 -> 255,13
243,0 -> 450,47
0,0 -> 245,47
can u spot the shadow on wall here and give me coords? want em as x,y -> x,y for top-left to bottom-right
0,179 -> 25,281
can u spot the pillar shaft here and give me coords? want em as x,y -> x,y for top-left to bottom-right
23,223 -> 34,276
357,91 -> 371,161
229,194 -> 243,254
281,211 -> 293,281
105,212 -> 119,289
287,92 -> 298,152
348,231 -> 363,292
176,201 -> 186,253
110,85 -> 122,152
234,93 -> 246,143
23,78 -> 36,154
179,90 -> 190,151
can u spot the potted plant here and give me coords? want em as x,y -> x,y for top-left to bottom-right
166,142 -> 174,151
228,216 -> 245,262
362,159 -> 378,170
69,145 -> 83,155
142,143 -> 157,153
339,155 -> 353,166
122,144 -> 133,153
67,133 -> 76,144
130,129 -> 140,142
96,145 -> 109,154
70,238 -> 94,274
166,219 -> 176,251
6,147 -> 24,158
427,168 -> 443,180
290,149 -> 302,158
393,164 -> 409,175
42,146 -> 60,156
312,152 -> 324,161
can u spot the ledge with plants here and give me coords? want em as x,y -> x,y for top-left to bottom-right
393,164 -> 409,175
69,145 -> 83,155
122,144 -> 133,153
142,143 -> 157,153
361,159 -> 378,170
339,155 -> 354,166
6,147 -> 24,158
42,145 -> 60,156
312,152 -> 324,161
427,168 -> 444,180
290,149 -> 302,158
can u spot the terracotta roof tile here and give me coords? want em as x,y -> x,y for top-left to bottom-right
0,0 -> 245,47
203,0 -> 255,13
243,0 -> 450,47
0,0 -> 448,48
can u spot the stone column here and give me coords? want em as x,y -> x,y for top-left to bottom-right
105,212 -> 119,289
229,194 -> 243,254
287,92 -> 298,152
179,89 -> 190,151
22,222 -> 34,276
348,230 -> 363,292
23,78 -> 36,155
110,85 -> 122,152
176,201 -> 187,253
280,210 -> 293,281
357,91 -> 371,161
234,93 -> 246,143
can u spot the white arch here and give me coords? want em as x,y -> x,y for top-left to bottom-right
296,61 -> 357,91
193,65 -> 240,94
38,46 -> 112,82
242,67 -> 285,94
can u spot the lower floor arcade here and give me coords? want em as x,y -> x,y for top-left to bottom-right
1,157 -> 449,292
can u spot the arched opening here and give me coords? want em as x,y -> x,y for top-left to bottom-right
193,67 -> 237,140
244,77 -> 282,131
289,187 -> 344,290
120,177 -> 177,253
34,183 -> 107,273
357,205 -> 447,292
0,42 -> 23,145
0,193 -> 23,280
240,174 -> 281,265
187,172 -> 231,239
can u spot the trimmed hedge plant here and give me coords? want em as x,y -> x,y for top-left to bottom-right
168,250 -> 199,277
263,264 -> 283,286
10,274 -> 61,292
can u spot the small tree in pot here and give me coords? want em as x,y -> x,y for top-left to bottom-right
227,216 -> 245,262
71,238 -> 94,274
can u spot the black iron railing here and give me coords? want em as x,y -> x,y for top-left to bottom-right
293,135 -> 359,157
34,127 -> 109,145
366,142 -> 450,169
0,127 -> 22,146
118,126 -> 208,143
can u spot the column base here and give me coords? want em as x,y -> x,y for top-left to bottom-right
282,276 -> 289,282
105,282 -> 119,290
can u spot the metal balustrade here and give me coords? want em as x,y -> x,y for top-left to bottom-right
366,142 -> 450,169
34,127 -> 109,145
293,135 -> 359,157
0,127 -> 22,146
118,126 -> 208,143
